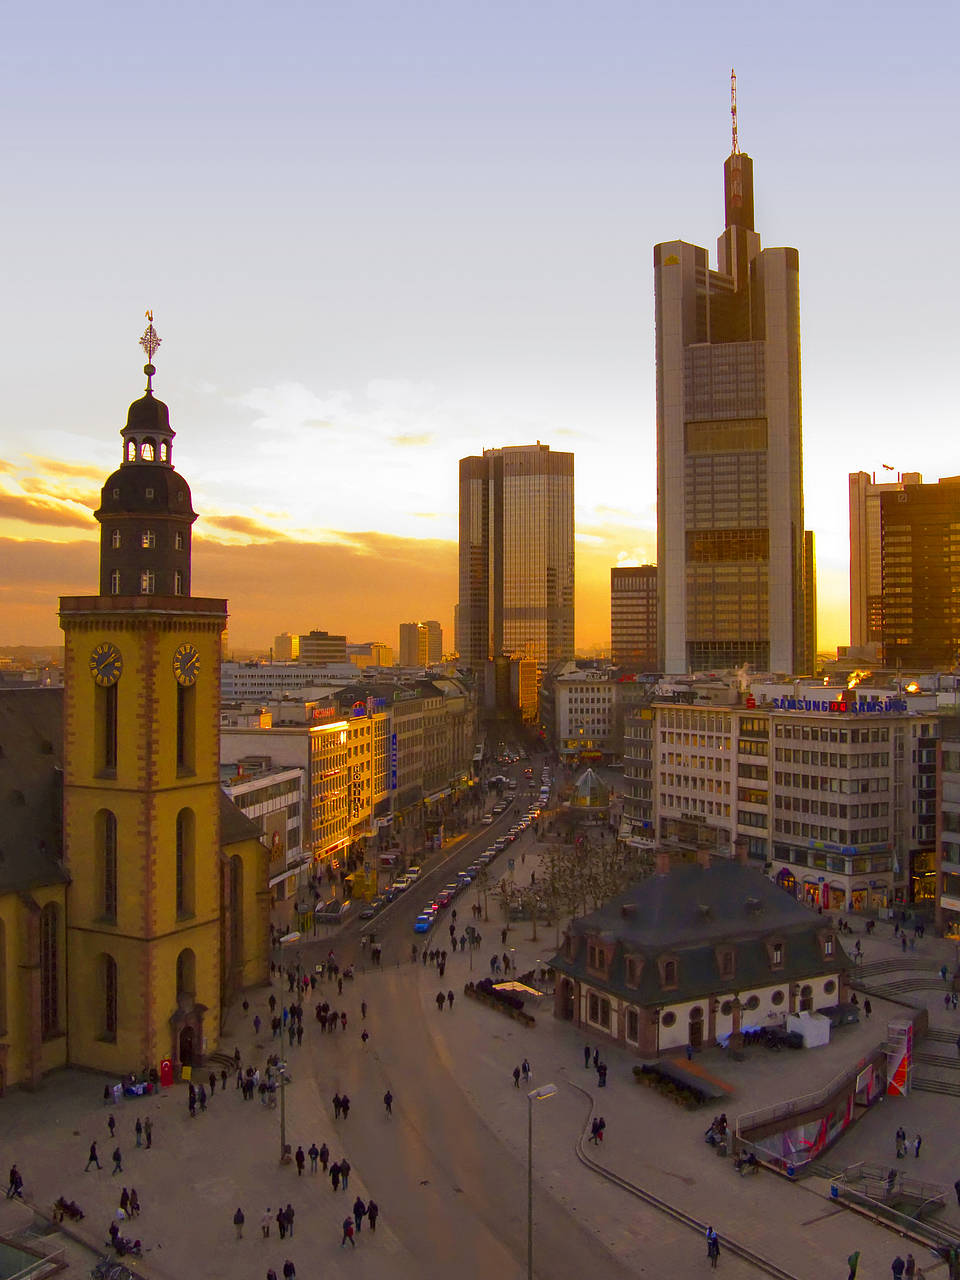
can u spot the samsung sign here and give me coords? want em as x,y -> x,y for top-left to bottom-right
771,696 -> 909,714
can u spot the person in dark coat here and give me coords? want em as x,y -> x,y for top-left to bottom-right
367,1200 -> 379,1231
353,1196 -> 367,1231
330,1161 -> 340,1192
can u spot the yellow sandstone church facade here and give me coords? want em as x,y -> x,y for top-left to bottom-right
0,328 -> 269,1093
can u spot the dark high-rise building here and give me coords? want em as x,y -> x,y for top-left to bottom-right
297,630 -> 348,663
654,86 -> 812,675
610,565 -> 658,670
457,444 -> 574,666
848,470 -> 922,651
880,477 -> 960,669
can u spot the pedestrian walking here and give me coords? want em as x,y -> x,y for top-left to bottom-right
284,1204 -> 295,1237
905,1253 -> 916,1279
333,1093 -> 342,1119
448,989 -> 455,1011
209,1071 -> 217,1095
598,1062 -> 608,1088
129,1188 -> 140,1217
501,928 -> 508,945
584,1044 -> 591,1068
261,1208 -> 271,1238
282,1259 -> 296,1280
308,1143 -> 319,1173
198,1084 -> 207,1111
341,1095 -> 350,1119
220,1068 -> 228,1091
85,1141 -> 102,1171
144,1118 -> 152,1149
330,1162 -> 341,1192
353,1196 -> 367,1231
513,1065 -> 521,1088
361,1029 -> 369,1045
107,1114 -> 116,1138
892,1256 -> 905,1279
864,999 -> 872,1020
233,1207 -> 245,1239
120,1188 -> 130,1216
384,1090 -> 393,1116
589,1118 -> 600,1144
593,1048 -> 600,1069
134,1117 -> 143,1147
597,1116 -> 606,1143
941,965 -> 949,983
295,1146 -> 305,1176
340,1217 -> 356,1248
340,1158 -> 351,1190
706,1227 -> 720,1268
914,1134 -> 922,1158
254,1014 -> 261,1035
361,1000 -> 367,1020
436,991 -> 445,1012
521,1059 -> 531,1083
267,1270 -> 278,1280
5,1167 -> 23,1200
111,1147 -> 123,1175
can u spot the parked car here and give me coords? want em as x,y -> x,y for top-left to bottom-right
358,897 -> 385,920
481,814 -> 494,825
314,899 -> 351,923
413,914 -> 434,933
406,865 -> 423,880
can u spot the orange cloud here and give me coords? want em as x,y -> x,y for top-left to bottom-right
24,457 -> 107,481
0,493 -> 96,530
200,514 -> 292,540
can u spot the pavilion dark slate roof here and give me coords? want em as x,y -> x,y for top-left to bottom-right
219,790 -> 263,846
550,860 -> 848,1008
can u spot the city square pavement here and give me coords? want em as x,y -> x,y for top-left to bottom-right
2,825 -> 958,1279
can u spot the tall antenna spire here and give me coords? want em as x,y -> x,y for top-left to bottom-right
730,67 -> 739,155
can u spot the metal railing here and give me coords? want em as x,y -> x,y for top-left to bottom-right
6,1249 -> 65,1280
735,1048 -> 884,1139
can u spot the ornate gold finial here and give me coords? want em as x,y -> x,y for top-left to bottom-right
139,310 -> 161,390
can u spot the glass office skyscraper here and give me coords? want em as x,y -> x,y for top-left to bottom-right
457,444 -> 574,666
654,129 -> 814,675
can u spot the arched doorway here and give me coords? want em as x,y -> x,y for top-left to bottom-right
689,1005 -> 704,1050
178,1026 -> 195,1066
559,979 -> 575,1021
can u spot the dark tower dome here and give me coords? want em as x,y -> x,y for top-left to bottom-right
94,320 -> 198,598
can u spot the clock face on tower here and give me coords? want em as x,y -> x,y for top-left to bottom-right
89,642 -> 123,687
173,642 -> 200,686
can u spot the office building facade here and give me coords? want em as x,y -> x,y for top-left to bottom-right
611,565 -> 658,670
879,477 -> 960,670
655,128 -> 811,675
457,444 -> 574,666
848,471 -> 922,652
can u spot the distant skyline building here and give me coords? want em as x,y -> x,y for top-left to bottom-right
457,443 -> 574,666
610,565 -> 658,670
879,476 -> 960,670
655,88 -> 812,675
297,629 -> 348,664
274,632 -> 299,660
848,470 -> 922,652
398,621 -> 441,666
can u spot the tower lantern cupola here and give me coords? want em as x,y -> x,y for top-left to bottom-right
94,314 -> 198,598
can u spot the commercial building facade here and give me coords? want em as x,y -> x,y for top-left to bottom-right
651,686 -> 938,911
457,444 -> 574,666
611,565 -> 658,670
655,132 -> 812,674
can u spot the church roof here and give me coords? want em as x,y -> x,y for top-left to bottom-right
0,689 -> 69,894
219,790 -> 263,846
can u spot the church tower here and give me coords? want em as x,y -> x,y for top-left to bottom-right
60,318 -> 228,1073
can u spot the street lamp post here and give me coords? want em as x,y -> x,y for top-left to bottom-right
527,1083 -> 558,1279
278,1064 -> 290,1163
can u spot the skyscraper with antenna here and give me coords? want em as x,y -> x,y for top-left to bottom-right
654,72 -> 814,675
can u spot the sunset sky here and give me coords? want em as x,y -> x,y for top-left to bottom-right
3,1 -> 959,655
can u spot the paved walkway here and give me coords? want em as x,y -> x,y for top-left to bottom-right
2,825 -> 957,1280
